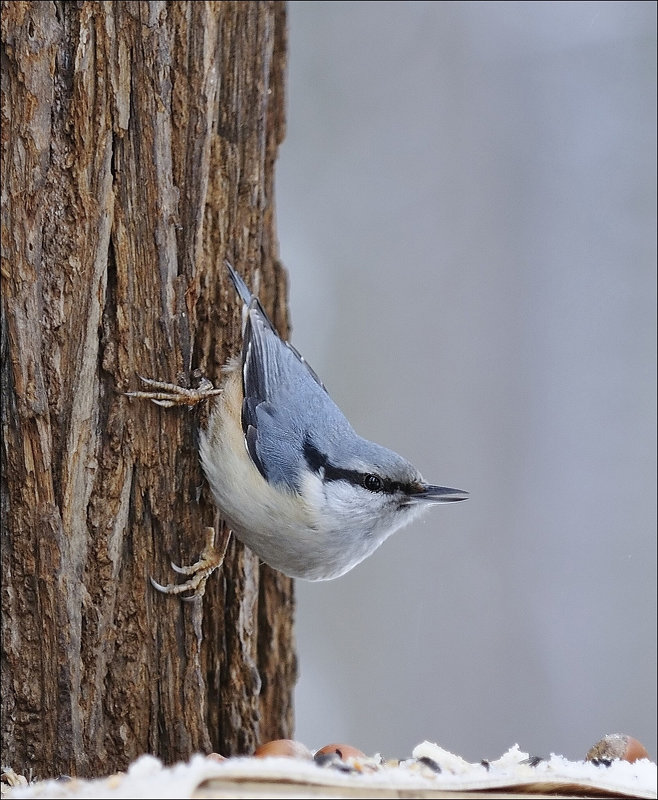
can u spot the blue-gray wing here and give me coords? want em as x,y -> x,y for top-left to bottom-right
241,298 -> 349,491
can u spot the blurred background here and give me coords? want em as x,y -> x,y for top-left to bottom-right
275,1 -> 657,762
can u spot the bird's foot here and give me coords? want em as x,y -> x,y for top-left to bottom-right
125,375 -> 222,407
150,527 -> 231,600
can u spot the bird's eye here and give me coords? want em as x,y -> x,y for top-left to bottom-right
363,474 -> 383,492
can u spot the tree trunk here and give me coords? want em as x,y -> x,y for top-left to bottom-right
1,0 -> 295,780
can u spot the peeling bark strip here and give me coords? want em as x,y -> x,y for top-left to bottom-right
1,1 -> 295,779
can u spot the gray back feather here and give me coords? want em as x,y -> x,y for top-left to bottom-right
227,263 -> 417,491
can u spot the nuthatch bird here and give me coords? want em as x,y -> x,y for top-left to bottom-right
129,263 -> 467,589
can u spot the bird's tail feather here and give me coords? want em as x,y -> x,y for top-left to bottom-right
225,260 -> 253,305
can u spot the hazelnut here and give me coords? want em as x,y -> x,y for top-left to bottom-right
315,743 -> 367,761
586,734 -> 650,764
254,739 -> 313,759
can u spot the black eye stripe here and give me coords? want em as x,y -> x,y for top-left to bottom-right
303,438 -> 328,473
303,438 -> 414,496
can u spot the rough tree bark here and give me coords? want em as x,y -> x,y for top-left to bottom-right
1,0 -> 295,780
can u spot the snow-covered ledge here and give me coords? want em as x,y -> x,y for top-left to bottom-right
2,741 -> 656,799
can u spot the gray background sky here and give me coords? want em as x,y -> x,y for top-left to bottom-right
275,1 -> 656,762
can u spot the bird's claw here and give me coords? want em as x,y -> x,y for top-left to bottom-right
125,375 -> 222,407
150,527 -> 231,600
149,569 -> 215,599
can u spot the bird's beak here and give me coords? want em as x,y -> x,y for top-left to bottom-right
414,484 -> 469,503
